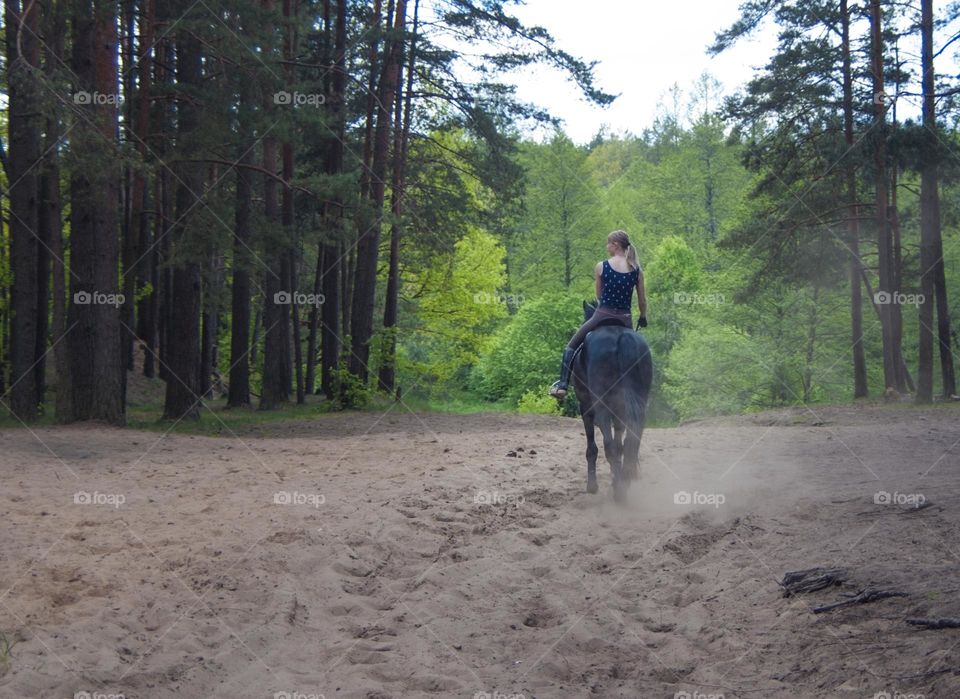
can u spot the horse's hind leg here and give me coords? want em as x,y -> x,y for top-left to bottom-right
582,410 -> 599,494
622,423 -> 642,483
615,420 -> 636,488
597,419 -> 625,502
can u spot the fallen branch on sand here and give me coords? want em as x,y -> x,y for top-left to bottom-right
813,588 -> 908,614
780,567 -> 846,597
856,500 -> 934,516
906,617 -> 960,629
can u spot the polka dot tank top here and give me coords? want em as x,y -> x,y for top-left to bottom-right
599,259 -> 639,312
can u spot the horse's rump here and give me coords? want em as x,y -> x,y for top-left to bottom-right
580,326 -> 651,415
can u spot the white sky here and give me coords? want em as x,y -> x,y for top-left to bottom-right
501,0 -> 779,143
492,1 -> 960,144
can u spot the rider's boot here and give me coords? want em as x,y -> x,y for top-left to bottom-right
549,348 -> 576,399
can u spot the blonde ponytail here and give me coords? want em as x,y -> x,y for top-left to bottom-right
608,229 -> 639,270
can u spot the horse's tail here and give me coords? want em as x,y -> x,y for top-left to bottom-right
617,330 -> 652,430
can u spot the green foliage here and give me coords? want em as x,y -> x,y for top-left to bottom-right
662,315 -> 768,420
472,293 -> 582,404
510,133 -> 601,300
646,235 -> 703,296
517,385 -> 562,415
333,361 -> 370,410
400,228 -> 509,392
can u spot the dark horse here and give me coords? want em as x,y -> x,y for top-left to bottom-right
571,301 -> 653,502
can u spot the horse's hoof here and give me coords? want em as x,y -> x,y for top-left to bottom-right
586,480 -> 598,494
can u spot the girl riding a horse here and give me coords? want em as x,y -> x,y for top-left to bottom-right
549,230 -> 647,399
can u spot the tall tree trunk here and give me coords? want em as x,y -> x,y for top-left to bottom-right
933,257 -> 956,397
319,0 -> 348,399
889,199 -> 911,392
379,0 -> 418,393
347,0 -> 384,377
283,0 -> 303,405
917,0 -> 937,402
34,2 -> 70,408
841,0 -> 868,398
259,0 -> 291,409
35,183 -> 50,409
258,141 -> 291,409
259,163 -> 290,408
359,0 -> 384,200
5,0 -> 42,420
307,0 -> 330,398
155,33 -> 174,382
162,5 -> 204,421
42,0 -> 68,417
66,0 -> 124,423
918,0 -> 956,399
120,0 -> 137,373
869,0 -> 897,392
134,0 -> 156,377
349,0 -> 407,381
228,77 -> 256,407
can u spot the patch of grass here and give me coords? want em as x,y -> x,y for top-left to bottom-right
124,388 -> 514,436
396,390 -> 514,414
0,630 -> 18,675
126,394 -> 342,435
0,410 -> 60,429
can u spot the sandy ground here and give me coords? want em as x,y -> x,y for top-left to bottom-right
1,404 -> 960,699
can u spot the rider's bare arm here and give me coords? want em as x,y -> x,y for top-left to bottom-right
636,269 -> 647,317
595,262 -> 603,302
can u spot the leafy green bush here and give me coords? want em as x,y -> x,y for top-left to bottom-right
332,361 -> 370,409
517,385 -> 562,415
662,316 -> 767,420
472,293 -> 583,404
399,229 -> 508,394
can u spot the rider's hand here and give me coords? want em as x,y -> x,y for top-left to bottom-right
636,316 -> 648,330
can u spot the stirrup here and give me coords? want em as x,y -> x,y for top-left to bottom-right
549,380 -> 567,398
